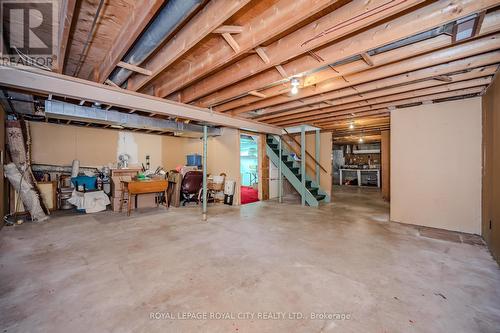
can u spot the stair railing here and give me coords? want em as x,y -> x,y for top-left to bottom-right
282,129 -> 328,174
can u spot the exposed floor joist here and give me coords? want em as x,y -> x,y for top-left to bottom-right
94,0 -> 164,83
227,34 -> 500,115
183,0 -> 426,104
199,0 -> 500,110
125,0 -> 251,92
144,0 -> 339,98
258,66 -> 497,122
0,65 -> 281,135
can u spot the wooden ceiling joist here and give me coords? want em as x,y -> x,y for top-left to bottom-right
181,0 -> 426,104
126,0 -> 251,92
196,0 -> 500,109
0,65 -> 281,135
286,87 -> 485,127
55,0 -> 77,73
217,34 -> 454,112
147,0 -> 340,98
227,34 -> 500,115
256,64 -> 498,120
270,78 -> 491,125
95,0 -> 164,83
257,66 -> 497,122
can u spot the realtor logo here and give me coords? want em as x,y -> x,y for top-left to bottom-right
1,0 -> 57,67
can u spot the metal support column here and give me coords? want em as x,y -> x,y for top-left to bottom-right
278,135 -> 283,203
300,126 -> 306,206
315,129 -> 320,186
202,125 -> 207,221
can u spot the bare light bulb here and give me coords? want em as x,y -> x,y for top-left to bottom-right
358,137 -> 364,143
290,85 -> 299,95
349,122 -> 354,130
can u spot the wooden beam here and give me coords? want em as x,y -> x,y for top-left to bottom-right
55,0 -> 76,73
360,52 -> 374,66
125,0 -> 254,92
213,25 -> 243,34
222,33 -> 241,53
226,35 -> 500,115
95,0 -> 164,82
195,0 -> 500,108
179,0 -> 425,103
257,66 -> 496,121
255,47 -> 270,64
0,65 -> 281,135
116,62 -> 152,76
434,75 -> 453,82
275,65 -> 288,78
248,91 -> 267,98
147,0 -> 339,97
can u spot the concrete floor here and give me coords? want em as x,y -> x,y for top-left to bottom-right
1,186 -> 499,332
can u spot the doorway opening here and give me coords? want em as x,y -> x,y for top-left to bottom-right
240,134 -> 259,204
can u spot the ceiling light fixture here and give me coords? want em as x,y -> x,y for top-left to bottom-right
349,121 -> 355,130
290,77 -> 300,95
358,136 -> 364,143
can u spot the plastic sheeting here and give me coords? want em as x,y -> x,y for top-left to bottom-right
68,190 -> 110,213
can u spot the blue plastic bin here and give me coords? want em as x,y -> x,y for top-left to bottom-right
71,176 -> 97,191
186,154 -> 202,167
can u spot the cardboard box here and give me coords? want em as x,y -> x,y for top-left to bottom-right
111,176 -> 132,197
111,193 -> 157,212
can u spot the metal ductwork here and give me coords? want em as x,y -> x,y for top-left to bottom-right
44,100 -> 221,136
108,0 -> 203,87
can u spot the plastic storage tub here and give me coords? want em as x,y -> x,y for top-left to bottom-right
186,154 -> 202,167
71,176 -> 97,191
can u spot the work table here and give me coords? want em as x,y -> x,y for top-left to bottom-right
340,168 -> 380,188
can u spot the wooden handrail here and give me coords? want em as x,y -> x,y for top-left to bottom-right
282,129 -> 328,173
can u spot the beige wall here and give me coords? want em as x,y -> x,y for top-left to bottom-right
390,98 -> 482,234
30,122 -> 163,169
162,135 -> 202,171
482,75 -> 500,264
30,122 -> 242,205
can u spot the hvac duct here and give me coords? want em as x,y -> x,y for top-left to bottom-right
108,0 -> 203,87
44,100 -> 221,136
